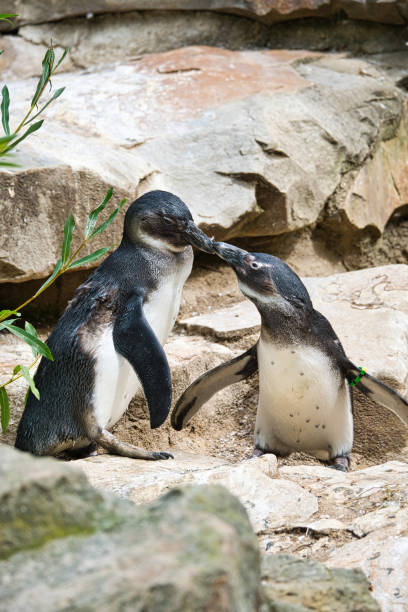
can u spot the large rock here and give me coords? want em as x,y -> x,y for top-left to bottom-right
0,47 -> 405,282
1,1 -> 408,29
0,444 -> 261,611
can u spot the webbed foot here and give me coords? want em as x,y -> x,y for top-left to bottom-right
329,455 -> 350,472
151,451 -> 174,460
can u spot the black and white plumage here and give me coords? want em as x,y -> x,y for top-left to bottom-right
15,190 -> 213,460
172,242 -> 408,471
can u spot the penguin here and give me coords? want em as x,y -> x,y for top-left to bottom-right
171,242 -> 408,471
15,190 -> 213,460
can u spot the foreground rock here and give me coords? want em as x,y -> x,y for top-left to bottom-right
0,445 -> 260,611
0,47 -> 405,282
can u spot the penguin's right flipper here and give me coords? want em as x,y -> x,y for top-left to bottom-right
347,363 -> 408,426
113,291 -> 172,429
171,344 -> 258,430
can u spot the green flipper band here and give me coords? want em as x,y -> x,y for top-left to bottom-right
349,367 -> 366,387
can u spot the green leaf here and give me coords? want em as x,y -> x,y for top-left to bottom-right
13,365 -> 21,375
0,51 -> 3,56
90,198 -> 127,239
1,85 -> 10,136
0,387 -> 10,432
0,13 -> 18,25
68,246 -> 112,269
84,188 -> 114,239
25,87 -> 65,125
0,318 -> 19,329
2,120 -> 43,154
20,366 -> 40,400
1,321 -> 53,361
34,258 -> 62,295
61,213 -> 75,265
24,386 -> 30,407
31,46 -> 54,107
0,159 -> 19,167
25,321 -> 39,357
53,47 -> 70,73
0,133 -> 15,153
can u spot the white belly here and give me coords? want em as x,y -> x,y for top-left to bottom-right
92,257 -> 192,429
256,339 -> 353,459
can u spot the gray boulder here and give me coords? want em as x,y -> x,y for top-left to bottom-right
0,444 -> 260,611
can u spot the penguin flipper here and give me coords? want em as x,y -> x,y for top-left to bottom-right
113,292 -> 172,429
171,344 -> 258,430
347,363 -> 408,426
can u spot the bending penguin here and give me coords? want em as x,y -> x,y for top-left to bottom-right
15,190 -> 213,460
172,242 -> 408,471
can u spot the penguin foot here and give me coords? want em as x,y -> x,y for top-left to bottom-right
251,448 -> 266,458
151,451 -> 174,461
96,429 -> 172,461
328,455 -> 350,472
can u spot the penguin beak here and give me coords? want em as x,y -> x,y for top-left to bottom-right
182,221 -> 214,254
213,242 -> 247,268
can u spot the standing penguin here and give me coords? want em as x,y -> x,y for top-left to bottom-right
172,242 -> 408,471
15,190 -> 213,460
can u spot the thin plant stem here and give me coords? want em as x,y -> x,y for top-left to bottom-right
0,354 -> 41,389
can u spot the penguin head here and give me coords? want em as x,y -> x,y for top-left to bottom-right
123,190 -> 213,253
213,242 -> 312,312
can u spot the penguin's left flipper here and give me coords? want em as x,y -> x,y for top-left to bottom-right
171,344 -> 258,430
113,291 -> 172,430
347,363 -> 408,426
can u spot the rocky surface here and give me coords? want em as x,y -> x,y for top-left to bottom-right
2,0 -> 408,30
0,444 -> 261,611
75,452 -> 408,611
1,45 -> 407,283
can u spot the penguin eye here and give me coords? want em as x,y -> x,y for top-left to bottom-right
250,261 -> 261,270
162,215 -> 174,225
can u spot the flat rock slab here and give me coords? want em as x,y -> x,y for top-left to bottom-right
2,1 -> 407,29
180,300 -> 260,339
79,453 -> 319,534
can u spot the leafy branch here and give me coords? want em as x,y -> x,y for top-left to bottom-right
0,189 -> 127,432
0,40 -> 69,165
